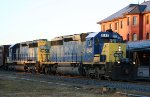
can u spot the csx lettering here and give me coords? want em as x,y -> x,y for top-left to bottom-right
101,34 -> 109,37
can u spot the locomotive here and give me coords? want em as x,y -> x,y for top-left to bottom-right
1,31 -> 136,80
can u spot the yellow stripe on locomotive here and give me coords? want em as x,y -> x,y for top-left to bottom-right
37,40 -> 50,63
101,43 -> 126,62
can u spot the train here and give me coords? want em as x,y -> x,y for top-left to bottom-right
0,30 -> 137,80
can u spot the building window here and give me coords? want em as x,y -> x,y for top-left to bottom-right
109,24 -> 112,29
127,34 -> 129,41
127,17 -> 130,25
133,33 -> 137,41
146,33 -> 149,39
120,21 -> 123,29
133,16 -> 137,25
103,25 -> 105,31
115,22 -> 118,30
146,15 -> 149,24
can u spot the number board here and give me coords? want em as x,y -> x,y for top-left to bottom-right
114,51 -> 123,57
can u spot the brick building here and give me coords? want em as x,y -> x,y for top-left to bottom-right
97,1 -> 150,41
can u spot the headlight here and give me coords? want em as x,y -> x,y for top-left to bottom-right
133,62 -> 136,64
117,61 -> 120,64
118,46 -> 121,51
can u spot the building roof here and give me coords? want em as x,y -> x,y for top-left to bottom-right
97,1 -> 150,24
98,4 -> 137,24
127,40 -> 150,51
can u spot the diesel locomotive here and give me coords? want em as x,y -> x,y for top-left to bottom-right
1,31 -> 136,80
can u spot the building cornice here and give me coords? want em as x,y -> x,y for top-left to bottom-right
97,13 -> 141,24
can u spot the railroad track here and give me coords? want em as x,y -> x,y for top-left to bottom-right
0,70 -> 150,95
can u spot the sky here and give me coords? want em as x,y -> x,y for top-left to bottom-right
0,0 -> 147,45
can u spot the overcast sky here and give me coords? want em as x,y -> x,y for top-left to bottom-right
0,0 -> 147,45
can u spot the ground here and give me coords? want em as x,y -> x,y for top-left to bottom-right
0,76 -> 131,97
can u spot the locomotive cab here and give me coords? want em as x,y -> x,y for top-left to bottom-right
83,31 -> 134,80
84,31 -> 126,63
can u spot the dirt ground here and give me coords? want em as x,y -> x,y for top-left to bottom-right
0,76 -> 133,97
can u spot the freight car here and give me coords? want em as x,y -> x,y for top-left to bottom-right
5,31 -> 136,80
0,45 -> 10,68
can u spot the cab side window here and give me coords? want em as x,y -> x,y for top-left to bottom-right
87,38 -> 93,46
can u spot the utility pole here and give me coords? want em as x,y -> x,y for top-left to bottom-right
138,0 -> 146,4
138,0 -> 143,4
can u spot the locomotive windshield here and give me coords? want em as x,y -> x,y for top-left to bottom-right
101,38 -> 118,43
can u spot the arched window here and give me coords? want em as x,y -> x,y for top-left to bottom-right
133,33 -> 137,41
133,16 -> 137,25
127,17 -> 130,25
146,15 -> 149,24
109,24 -> 112,29
120,21 -> 123,29
103,25 -> 105,31
127,34 -> 129,41
146,33 -> 149,39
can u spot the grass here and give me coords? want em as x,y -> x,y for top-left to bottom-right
0,76 -> 137,97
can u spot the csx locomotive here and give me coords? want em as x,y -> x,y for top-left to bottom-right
0,31 -> 136,80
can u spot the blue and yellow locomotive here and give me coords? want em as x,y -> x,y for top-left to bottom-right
6,31 -> 135,80
47,31 -> 130,80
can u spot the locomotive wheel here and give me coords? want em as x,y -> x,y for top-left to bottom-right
95,67 -> 104,79
78,66 -> 86,76
28,66 -> 36,74
24,65 -> 28,72
31,68 -> 36,74
85,69 -> 90,78
44,67 -> 49,75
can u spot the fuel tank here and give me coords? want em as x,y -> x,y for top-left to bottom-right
56,66 -> 80,75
